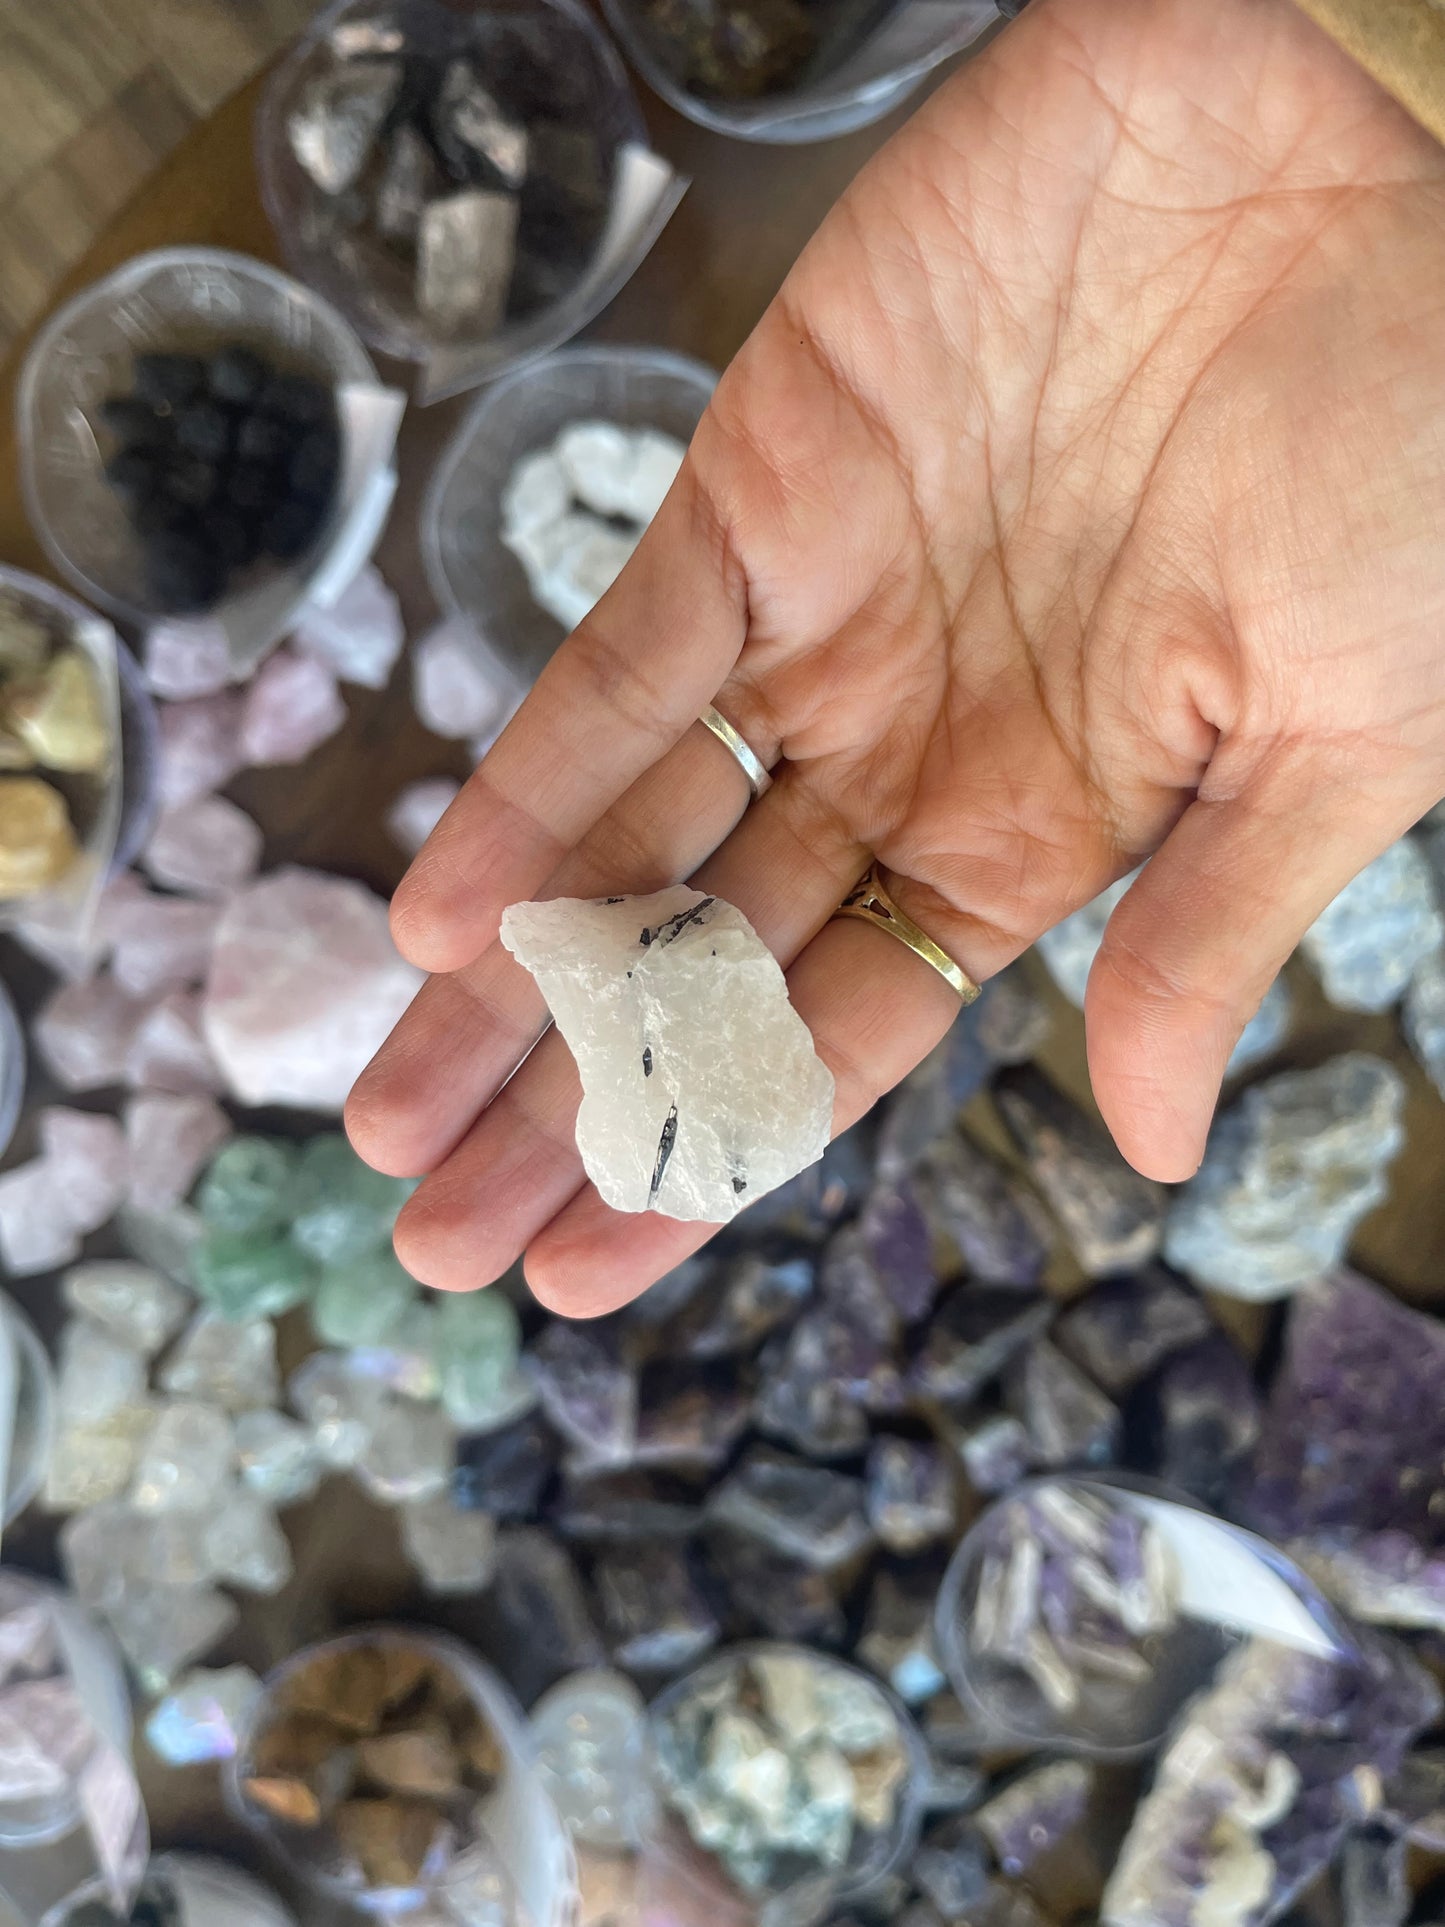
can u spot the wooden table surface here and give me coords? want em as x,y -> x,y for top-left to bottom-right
0,30 -> 1442,1919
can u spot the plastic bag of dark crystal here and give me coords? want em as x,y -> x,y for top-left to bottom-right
258,0 -> 686,403
18,248 -> 404,678
600,0 -> 1004,143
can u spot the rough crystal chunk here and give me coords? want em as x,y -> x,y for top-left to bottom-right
1164,1054 -> 1406,1300
452,1414 -> 556,1520
501,888 -> 834,1222
1009,1340 -> 1120,1470
976,1760 -> 1095,1877
107,889 -> 221,999
1404,947 -> 1445,1098
401,1493 -> 497,1596
204,868 -> 423,1110
159,1311 -> 280,1412
996,1069 -> 1165,1277
156,691 -> 244,807
124,990 -> 223,1096
917,1134 -> 1053,1289
411,619 -> 514,744
592,1541 -> 720,1674
1053,1271 -> 1213,1396
143,795 -> 262,897
106,1582 -> 238,1693
856,1567 -> 948,1705
1301,838 -> 1443,1011
145,1664 -> 261,1764
45,1401 -> 155,1511
143,615 -> 233,699
0,1161 -> 80,1275
755,1299 -> 902,1459
204,1487 -> 293,1593
1138,1334 -> 1261,1512
39,1107 -> 127,1232
197,1135 -> 298,1236
56,1319 -> 148,1429
62,1262 -> 190,1358
954,1414 -> 1034,1497
239,649 -> 347,766
527,1322 -> 636,1469
293,565 -> 405,690
289,1132 -> 410,1264
125,1092 -> 232,1213
234,1409 -> 323,1506
1239,1270 -> 1445,1630
312,1252 -> 415,1347
192,1229 -> 317,1320
35,976 -> 146,1091
478,1529 -> 604,1705
705,1448 -> 871,1572
865,1437 -> 956,1553
387,777 -> 459,856
130,1400 -> 234,1513
531,1669 -> 646,1851
288,58 -> 400,192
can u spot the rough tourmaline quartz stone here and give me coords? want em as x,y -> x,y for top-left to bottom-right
995,1068 -> 1166,1277
1164,1054 -> 1406,1301
1102,1631 -> 1437,1927
500,888 -> 834,1222
1300,838 -> 1444,1012
1239,1270 -> 1445,1630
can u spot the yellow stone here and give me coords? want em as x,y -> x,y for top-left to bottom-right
0,777 -> 78,896
7,648 -> 110,774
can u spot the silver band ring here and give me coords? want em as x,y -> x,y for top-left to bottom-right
699,704 -> 772,800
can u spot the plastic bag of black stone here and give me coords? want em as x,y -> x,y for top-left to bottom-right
600,0 -> 1006,144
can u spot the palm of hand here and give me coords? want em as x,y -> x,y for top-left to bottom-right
351,0 -> 1445,1310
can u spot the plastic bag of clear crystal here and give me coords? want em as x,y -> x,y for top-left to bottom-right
258,0 -> 687,406
0,570 -> 127,946
17,248 -> 404,679
602,0 -> 1003,143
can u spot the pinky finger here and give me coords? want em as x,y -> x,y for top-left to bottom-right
523,915 -> 966,1316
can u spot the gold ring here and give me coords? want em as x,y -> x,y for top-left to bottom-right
699,705 -> 772,800
835,862 -> 980,1003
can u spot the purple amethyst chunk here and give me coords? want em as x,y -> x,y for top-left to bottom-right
592,1541 -> 720,1675
756,1298 -> 905,1459
916,1134 -> 1054,1290
526,1320 -> 637,1470
908,1285 -> 1051,1414
1137,1334 -> 1261,1513
1009,1340 -> 1120,1470
865,1436 -> 957,1554
1054,1271 -> 1213,1396
860,1172 -> 941,1325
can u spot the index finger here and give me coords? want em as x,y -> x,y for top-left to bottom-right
390,449 -> 748,974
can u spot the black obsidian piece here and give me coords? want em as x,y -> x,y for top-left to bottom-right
101,342 -> 342,614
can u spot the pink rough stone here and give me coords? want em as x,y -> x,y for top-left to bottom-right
386,778 -> 460,857
142,797 -> 262,898
12,874 -> 148,984
203,867 -> 423,1110
239,650 -> 347,766
124,991 -> 222,1096
35,978 -> 147,1091
292,566 -> 405,690
143,619 -> 233,701
411,620 -> 513,743
158,693 -> 246,808
107,891 -> 220,1000
124,1093 -> 232,1214
38,1108 -> 128,1234
0,1162 -> 82,1276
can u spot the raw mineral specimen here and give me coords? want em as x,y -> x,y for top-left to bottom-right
156,691 -> 244,806
62,1262 -> 190,1359
907,1285 -> 1052,1414
125,992 -> 224,1096
646,1250 -> 814,1359
641,0 -> 819,99
916,1134 -> 1053,1290
995,1069 -> 1165,1277
386,777 -> 459,856
1300,838 -> 1443,1011
755,1296 -> 904,1459
124,1092 -> 231,1213
478,1529 -> 605,1704
705,1448 -> 872,1572
288,60 -> 401,193
653,1649 -> 913,1901
857,1567 -> 948,1706
292,564 -> 405,690
142,795 -> 262,897
865,1437 -> 956,1553
410,619 -> 516,744
143,615 -> 232,699
108,890 -> 220,999
1239,1270 -> 1445,1630
159,1312 -> 280,1413
976,1760 -> 1095,1878
39,1107 -> 128,1233
204,868 -> 423,1110
633,1368 -> 749,1473
500,887 -> 834,1222
1102,1633 -> 1436,1927
35,975 -> 147,1091
400,1493 -> 497,1597
1137,1334 -> 1261,1513
1053,1270 -> 1213,1396
703,1528 -> 847,1645
234,1409 -> 323,1506
1404,946 -> 1445,1097
417,189 -> 519,334
1164,1054 -> 1406,1301
145,1663 -> 261,1764
1008,1340 -> 1120,1470
452,1414 -> 556,1520
0,776 -> 78,894
239,649 -> 346,766
592,1541 -> 720,1673
954,1414 -> 1034,1498
527,1321 -> 637,1468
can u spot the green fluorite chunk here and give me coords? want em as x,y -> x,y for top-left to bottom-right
312,1252 -> 417,1348
197,1137 -> 299,1236
290,1134 -> 414,1267
192,1230 -> 318,1320
433,1288 -> 528,1429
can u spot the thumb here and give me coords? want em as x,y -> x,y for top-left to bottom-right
1085,760 -> 1423,1183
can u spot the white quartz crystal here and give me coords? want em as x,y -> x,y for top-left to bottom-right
500,887 -> 833,1223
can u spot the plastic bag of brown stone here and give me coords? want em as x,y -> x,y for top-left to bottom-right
0,571 -> 127,949
599,0 -> 1004,145
226,1627 -> 578,1925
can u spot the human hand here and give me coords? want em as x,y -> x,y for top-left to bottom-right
349,0 -> 1445,1313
